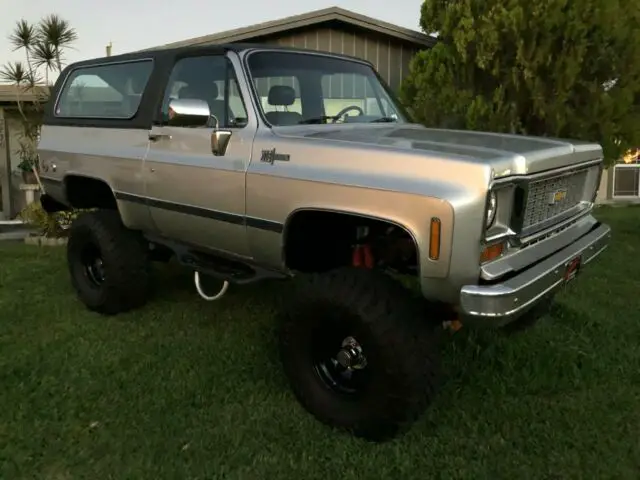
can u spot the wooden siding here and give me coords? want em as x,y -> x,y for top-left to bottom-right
243,25 -> 424,93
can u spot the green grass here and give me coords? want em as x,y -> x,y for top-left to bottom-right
1,206 -> 639,479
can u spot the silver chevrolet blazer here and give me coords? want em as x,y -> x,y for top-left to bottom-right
37,43 -> 611,441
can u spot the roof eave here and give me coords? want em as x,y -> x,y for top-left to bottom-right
141,7 -> 436,52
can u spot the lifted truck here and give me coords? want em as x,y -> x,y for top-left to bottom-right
37,43 -> 611,442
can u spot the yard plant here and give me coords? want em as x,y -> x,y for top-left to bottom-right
1,15 -> 77,189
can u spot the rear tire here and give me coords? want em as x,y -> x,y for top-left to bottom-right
67,210 -> 151,315
279,267 -> 441,442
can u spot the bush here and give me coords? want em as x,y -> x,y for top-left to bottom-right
18,201 -> 85,238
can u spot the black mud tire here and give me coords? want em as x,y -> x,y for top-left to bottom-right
67,210 -> 151,315
279,267 -> 441,442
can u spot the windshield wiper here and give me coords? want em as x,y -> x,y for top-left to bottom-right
297,116 -> 338,125
369,116 -> 397,123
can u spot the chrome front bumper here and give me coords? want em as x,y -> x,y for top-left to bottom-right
459,222 -> 611,327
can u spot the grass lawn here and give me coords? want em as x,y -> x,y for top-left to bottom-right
1,206 -> 639,479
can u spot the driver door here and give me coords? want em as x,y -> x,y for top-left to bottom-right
143,53 -> 255,257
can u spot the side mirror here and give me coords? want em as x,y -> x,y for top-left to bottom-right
210,117 -> 232,157
167,98 -> 232,156
167,98 -> 211,127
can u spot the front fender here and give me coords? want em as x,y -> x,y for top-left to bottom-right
280,190 -> 456,280
40,193 -> 71,213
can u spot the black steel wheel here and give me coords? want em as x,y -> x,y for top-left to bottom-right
311,319 -> 372,398
67,210 -> 151,315
80,243 -> 106,287
279,267 -> 441,442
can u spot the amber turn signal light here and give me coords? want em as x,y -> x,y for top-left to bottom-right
429,217 -> 441,260
480,242 -> 504,263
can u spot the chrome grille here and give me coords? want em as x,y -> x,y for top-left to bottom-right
522,169 -> 589,229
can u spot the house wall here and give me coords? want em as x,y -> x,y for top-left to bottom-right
237,24 -> 423,93
0,107 -> 39,218
0,107 -> 9,218
4,110 -> 27,172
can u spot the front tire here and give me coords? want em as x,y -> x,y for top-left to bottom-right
67,210 -> 151,315
279,267 -> 441,442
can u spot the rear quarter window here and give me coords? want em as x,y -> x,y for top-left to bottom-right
55,59 -> 153,119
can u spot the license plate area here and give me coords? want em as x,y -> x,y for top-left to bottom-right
564,256 -> 582,284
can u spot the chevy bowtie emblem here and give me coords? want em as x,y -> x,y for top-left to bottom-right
548,188 -> 568,205
260,148 -> 290,164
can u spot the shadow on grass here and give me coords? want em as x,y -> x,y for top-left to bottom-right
146,261 -> 596,407
547,300 -> 583,324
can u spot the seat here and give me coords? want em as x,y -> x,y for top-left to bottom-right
265,85 -> 303,126
179,82 -> 227,125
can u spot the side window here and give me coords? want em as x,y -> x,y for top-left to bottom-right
161,55 -> 248,128
55,60 -> 153,118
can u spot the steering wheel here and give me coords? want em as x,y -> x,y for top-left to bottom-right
331,105 -> 365,123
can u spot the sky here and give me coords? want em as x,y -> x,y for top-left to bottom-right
2,0 -> 425,76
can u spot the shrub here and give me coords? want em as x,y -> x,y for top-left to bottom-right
18,201 -> 85,238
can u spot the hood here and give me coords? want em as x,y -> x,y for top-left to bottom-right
273,123 -> 603,178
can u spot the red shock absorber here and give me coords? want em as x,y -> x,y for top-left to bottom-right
352,226 -> 375,269
352,244 -> 375,269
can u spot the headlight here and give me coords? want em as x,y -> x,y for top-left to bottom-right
485,191 -> 497,228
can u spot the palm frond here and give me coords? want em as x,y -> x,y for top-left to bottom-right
37,14 -> 78,50
30,41 -> 56,72
0,61 -> 28,85
54,49 -> 67,69
8,19 -> 37,51
23,70 -> 44,89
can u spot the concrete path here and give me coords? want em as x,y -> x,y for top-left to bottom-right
0,222 -> 37,242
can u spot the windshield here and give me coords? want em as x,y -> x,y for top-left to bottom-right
246,51 -> 409,126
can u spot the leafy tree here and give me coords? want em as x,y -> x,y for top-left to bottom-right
400,0 -> 640,165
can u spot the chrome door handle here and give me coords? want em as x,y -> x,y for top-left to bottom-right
149,132 -> 171,141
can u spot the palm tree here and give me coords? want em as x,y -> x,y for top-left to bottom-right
7,20 -> 37,79
37,14 -> 78,73
30,41 -> 57,85
0,61 -> 28,117
0,61 -> 27,85
1,14 -> 78,190
3,15 -> 77,87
